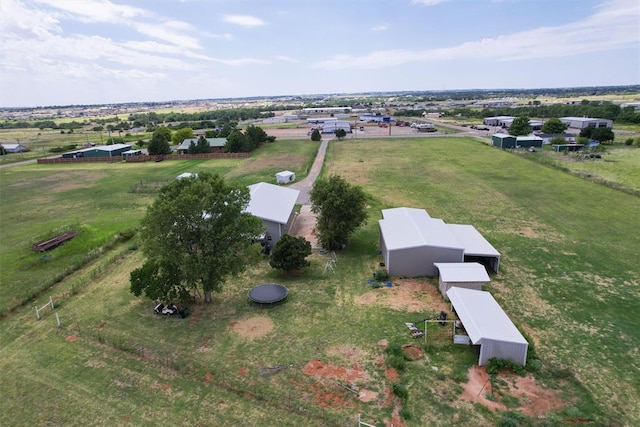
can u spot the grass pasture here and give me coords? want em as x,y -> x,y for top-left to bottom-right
1,136 -> 639,426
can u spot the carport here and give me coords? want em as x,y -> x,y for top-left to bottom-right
447,287 -> 528,366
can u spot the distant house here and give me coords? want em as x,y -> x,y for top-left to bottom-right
559,117 -> 612,129
1,143 -> 29,153
176,138 -> 227,154
246,182 -> 300,246
552,143 -> 585,152
62,144 -> 131,158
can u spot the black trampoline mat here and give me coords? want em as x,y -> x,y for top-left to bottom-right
248,283 -> 288,303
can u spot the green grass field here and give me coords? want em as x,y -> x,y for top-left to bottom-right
1,136 -> 638,426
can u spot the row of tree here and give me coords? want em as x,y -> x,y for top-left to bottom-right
130,173 -> 368,304
443,100 -> 640,124
507,116 -> 615,143
146,124 -> 274,155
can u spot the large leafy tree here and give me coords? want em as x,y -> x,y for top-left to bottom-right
310,129 -> 321,141
310,175 -> 368,250
245,125 -> 268,150
508,116 -> 532,136
269,235 -> 312,272
130,173 -> 264,303
148,126 -> 172,155
582,127 -> 615,144
172,127 -> 194,145
335,129 -> 347,140
541,118 -> 566,134
226,130 -> 250,153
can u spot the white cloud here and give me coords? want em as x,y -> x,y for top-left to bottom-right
312,0 -> 639,70
223,14 -> 266,27
371,25 -> 387,31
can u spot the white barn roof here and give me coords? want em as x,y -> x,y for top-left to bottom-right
381,207 -> 431,220
447,224 -> 500,257
246,182 -> 300,225
434,262 -> 490,283
379,215 -> 462,251
446,287 -> 527,346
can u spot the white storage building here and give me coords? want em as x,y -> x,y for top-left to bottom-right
434,262 -> 491,299
447,287 -> 528,366
275,170 -> 296,184
378,207 -> 500,277
246,182 -> 300,246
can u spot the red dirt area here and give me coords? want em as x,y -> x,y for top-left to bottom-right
302,359 -> 370,383
203,372 -> 213,382
402,344 -> 423,360
385,368 -> 399,382
302,359 -> 372,408
237,367 -> 248,376
65,335 -> 78,342
460,365 -> 565,417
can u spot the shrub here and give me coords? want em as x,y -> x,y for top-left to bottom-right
388,354 -> 406,372
399,407 -> 412,420
374,269 -> 389,282
392,383 -> 409,401
625,138 -> 634,146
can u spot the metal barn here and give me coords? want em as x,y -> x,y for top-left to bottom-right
447,287 -> 528,366
378,208 -> 500,277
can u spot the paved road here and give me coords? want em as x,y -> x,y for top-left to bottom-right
290,137 -> 330,205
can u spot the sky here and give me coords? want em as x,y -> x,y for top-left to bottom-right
0,0 -> 638,108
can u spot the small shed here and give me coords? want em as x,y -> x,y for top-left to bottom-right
434,262 -> 490,299
447,287 -> 528,366
492,134 -> 517,148
246,182 -> 300,246
275,170 -> 296,184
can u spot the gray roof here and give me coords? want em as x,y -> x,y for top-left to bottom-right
446,287 -> 527,345
379,208 -> 500,257
380,215 -> 462,251
178,138 -> 227,150
67,143 -> 131,154
447,224 -> 500,257
246,182 -> 300,224
434,262 -> 490,283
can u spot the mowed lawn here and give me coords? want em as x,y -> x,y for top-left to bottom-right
0,137 -> 639,426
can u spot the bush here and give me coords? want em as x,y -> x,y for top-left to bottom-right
387,354 -> 406,372
392,383 -> 409,401
399,407 -> 412,420
625,138 -> 634,146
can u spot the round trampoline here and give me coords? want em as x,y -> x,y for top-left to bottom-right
248,283 -> 289,304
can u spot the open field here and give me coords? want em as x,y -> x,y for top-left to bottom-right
1,136 -> 639,426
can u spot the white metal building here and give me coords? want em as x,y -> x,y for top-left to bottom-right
559,117 -> 613,129
434,262 -> 490,299
246,182 -> 300,246
447,287 -> 528,366
275,170 -> 296,184
378,208 -> 500,277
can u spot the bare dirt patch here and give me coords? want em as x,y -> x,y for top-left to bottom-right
358,389 -> 378,402
459,366 -> 565,417
402,344 -> 423,360
230,316 -> 274,340
355,278 -> 448,313
288,205 -> 319,248
302,359 -> 371,383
